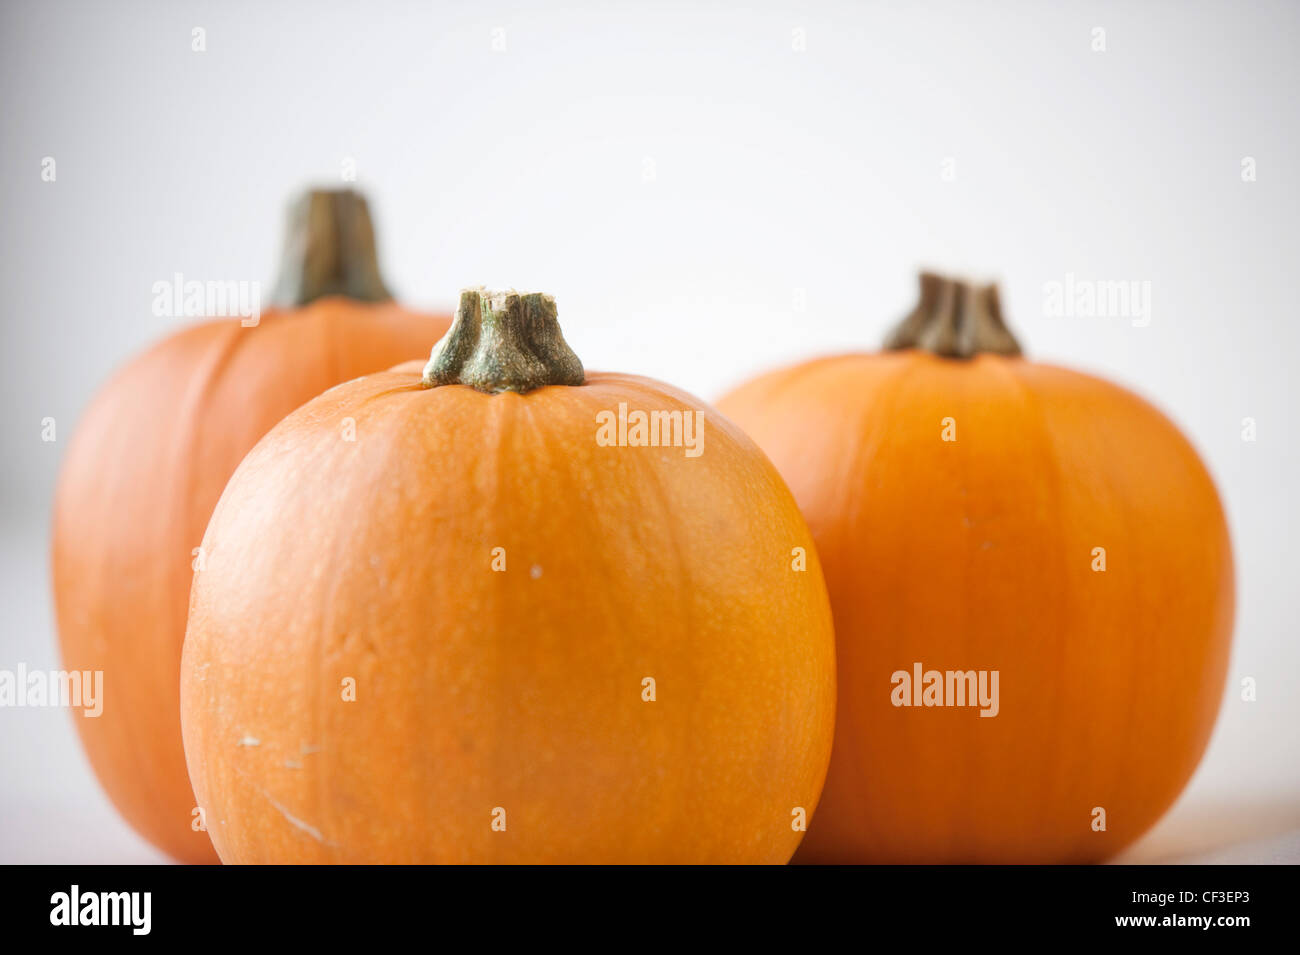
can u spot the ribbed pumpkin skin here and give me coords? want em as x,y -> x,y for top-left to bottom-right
180,365 -> 836,864
52,301 -> 449,864
717,351 -> 1234,863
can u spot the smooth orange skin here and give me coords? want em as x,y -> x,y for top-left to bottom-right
52,300 -> 449,864
180,365 -> 836,864
717,351 -> 1234,863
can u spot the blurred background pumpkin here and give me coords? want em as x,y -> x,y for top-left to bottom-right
51,189 -> 450,862
718,272 -> 1235,862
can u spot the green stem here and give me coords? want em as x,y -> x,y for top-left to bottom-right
423,289 -> 585,394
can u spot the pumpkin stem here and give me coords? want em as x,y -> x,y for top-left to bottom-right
422,289 -> 585,394
884,272 -> 1022,358
270,189 -> 393,306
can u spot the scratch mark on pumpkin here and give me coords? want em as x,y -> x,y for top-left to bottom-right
234,766 -> 334,845
236,735 -> 260,747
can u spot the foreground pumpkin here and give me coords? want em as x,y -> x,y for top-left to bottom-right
717,272 -> 1234,863
180,289 -> 836,864
52,189 -> 451,863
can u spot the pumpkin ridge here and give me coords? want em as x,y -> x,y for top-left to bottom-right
977,356 -> 1074,856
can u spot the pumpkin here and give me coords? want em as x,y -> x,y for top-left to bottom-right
52,189 -> 451,863
716,272 -> 1234,863
179,289 -> 836,864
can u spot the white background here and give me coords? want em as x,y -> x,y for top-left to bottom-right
2,0 -> 1297,862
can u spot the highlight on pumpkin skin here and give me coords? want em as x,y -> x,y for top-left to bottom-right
422,288 -> 585,394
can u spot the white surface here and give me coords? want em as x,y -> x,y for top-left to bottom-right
2,0 -> 1297,863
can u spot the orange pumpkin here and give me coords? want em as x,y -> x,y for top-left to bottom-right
180,289 -> 836,864
52,190 -> 451,863
717,272 -> 1234,863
